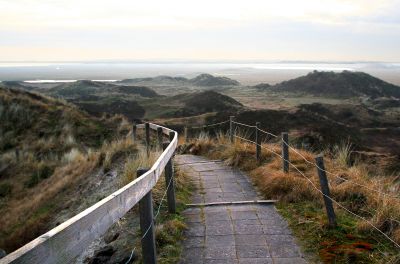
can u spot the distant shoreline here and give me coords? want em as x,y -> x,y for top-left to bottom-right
23,80 -> 118,83
1,62 -> 400,85
0,60 -> 399,64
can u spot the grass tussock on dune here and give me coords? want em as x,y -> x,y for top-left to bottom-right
0,136 -> 137,252
185,131 -> 400,263
0,87 -> 138,252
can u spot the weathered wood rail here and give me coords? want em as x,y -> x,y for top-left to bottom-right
1,123 -> 177,264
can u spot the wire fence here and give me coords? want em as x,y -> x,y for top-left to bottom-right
281,140 -> 400,200
186,118 -> 400,250
190,120 -> 229,129
257,127 -> 278,138
187,118 -> 399,200
232,120 -> 257,128
233,134 -> 400,250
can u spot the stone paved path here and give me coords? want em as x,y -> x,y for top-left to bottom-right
176,155 -> 307,264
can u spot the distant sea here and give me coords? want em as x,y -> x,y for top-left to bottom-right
0,62 -> 399,85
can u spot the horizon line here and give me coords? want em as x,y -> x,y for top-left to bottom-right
0,60 -> 399,64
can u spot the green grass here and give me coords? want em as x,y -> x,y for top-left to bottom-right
134,168 -> 195,264
155,215 -> 187,264
140,99 -> 182,119
155,169 -> 195,264
276,201 -> 400,263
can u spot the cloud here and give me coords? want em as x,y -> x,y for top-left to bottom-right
0,0 -> 399,61
1,0 -> 399,30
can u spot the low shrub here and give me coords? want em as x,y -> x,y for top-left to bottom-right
24,164 -> 54,188
0,183 -> 12,198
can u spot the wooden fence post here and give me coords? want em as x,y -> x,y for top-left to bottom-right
315,155 -> 337,228
282,132 -> 289,173
255,122 -> 261,162
169,131 -> 175,142
137,168 -> 157,264
229,116 -> 235,143
157,127 -> 163,150
15,148 -> 20,162
163,142 -> 176,214
132,123 -> 137,141
145,123 -> 150,156
184,127 -> 188,143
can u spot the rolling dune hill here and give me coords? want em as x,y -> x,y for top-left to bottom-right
256,71 -> 400,98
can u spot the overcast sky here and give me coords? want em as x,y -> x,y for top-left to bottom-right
1,0 -> 399,62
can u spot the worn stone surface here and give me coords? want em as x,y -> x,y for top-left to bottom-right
176,155 -> 307,264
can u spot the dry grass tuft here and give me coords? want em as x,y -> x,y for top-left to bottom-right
62,148 -> 85,163
359,196 -> 400,243
250,165 -> 320,203
333,140 -> 353,167
188,132 -> 214,156
101,137 -> 136,172
122,147 -> 160,185
219,139 -> 256,169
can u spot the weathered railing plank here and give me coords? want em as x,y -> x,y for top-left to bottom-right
1,123 -> 177,264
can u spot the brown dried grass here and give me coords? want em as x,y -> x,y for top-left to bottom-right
0,136 -> 137,252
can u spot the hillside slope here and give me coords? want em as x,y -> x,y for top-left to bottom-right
0,81 -> 34,91
119,73 -> 240,87
46,80 -> 159,99
0,87 -> 122,153
189,73 -> 240,86
0,87 -> 132,252
34,81 -> 157,121
114,85 -> 158,97
261,71 -> 400,98
73,98 -> 146,121
165,90 -> 243,118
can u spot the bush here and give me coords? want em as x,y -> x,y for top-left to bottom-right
38,164 -> 54,179
0,183 -> 12,197
24,164 -> 54,188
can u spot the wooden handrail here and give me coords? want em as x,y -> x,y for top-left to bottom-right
1,123 -> 178,264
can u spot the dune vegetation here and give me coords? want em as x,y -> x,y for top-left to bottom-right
0,87 -> 136,252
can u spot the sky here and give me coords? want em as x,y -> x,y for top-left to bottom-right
0,0 -> 400,62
